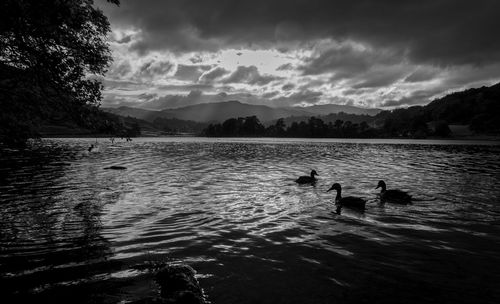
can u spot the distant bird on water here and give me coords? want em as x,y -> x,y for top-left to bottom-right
376,180 -> 412,204
295,170 -> 318,184
327,183 -> 366,214
88,144 -> 98,153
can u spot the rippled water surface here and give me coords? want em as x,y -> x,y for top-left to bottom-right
1,137 -> 500,303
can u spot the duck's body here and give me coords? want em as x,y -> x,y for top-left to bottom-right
336,196 -> 367,209
88,144 -> 99,153
328,183 -> 366,213
376,180 -> 411,204
296,170 -> 318,184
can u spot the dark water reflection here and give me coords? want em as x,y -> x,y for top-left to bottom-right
1,138 -> 500,303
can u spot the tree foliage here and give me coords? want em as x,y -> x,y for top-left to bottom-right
203,116 -> 379,138
202,112 -> 459,139
0,0 -> 120,146
375,83 -> 500,136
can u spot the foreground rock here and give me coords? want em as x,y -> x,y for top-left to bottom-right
103,165 -> 127,170
132,264 -> 206,304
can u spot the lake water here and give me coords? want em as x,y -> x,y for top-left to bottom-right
1,137 -> 500,304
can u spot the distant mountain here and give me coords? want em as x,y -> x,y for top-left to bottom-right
104,106 -> 163,121
293,104 -> 381,116
157,100 -> 310,122
104,100 -> 380,123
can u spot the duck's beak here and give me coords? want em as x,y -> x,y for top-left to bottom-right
375,185 -> 380,189
327,187 -> 333,192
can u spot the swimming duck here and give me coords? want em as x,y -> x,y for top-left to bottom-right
327,183 -> 366,213
376,180 -> 411,204
88,144 -> 99,153
295,170 -> 318,184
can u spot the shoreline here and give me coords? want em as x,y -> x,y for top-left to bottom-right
40,134 -> 500,142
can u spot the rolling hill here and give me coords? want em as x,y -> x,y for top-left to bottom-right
104,106 -> 163,121
293,104 -> 381,116
103,100 -> 380,123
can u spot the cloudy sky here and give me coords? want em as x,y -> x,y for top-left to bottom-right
97,0 -> 500,110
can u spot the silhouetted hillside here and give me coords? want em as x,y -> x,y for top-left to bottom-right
374,82 -> 500,136
424,83 -> 500,132
203,83 -> 500,138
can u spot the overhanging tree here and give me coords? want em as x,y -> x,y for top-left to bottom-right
0,0 -> 120,146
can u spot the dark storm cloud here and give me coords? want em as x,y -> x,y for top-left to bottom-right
262,91 -> 279,99
137,93 -> 157,101
199,67 -> 230,83
157,83 -> 214,91
189,55 -> 203,64
342,88 -> 373,96
301,43 -> 401,77
115,35 -> 132,44
269,90 -> 323,107
109,61 -> 132,78
174,64 -> 212,81
380,89 -> 441,107
101,0 -> 500,66
137,60 -> 174,79
104,79 -> 143,90
223,66 -> 280,85
140,90 -> 205,110
351,66 -> 408,89
138,90 -> 267,109
404,68 -> 440,83
277,63 -> 294,71
441,64 -> 500,87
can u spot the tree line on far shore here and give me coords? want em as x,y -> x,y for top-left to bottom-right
202,115 -> 452,138
202,82 -> 500,139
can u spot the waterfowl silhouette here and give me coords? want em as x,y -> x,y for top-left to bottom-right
88,144 -> 99,153
327,183 -> 366,214
376,180 -> 412,204
295,170 -> 318,184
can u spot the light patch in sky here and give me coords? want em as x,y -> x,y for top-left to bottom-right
175,48 -> 300,76
103,29 -> 500,109
216,49 -> 295,74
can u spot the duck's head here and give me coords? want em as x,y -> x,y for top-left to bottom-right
327,183 -> 341,192
311,170 -> 318,177
376,180 -> 386,190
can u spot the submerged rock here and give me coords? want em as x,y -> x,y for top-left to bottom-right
131,264 -> 206,304
155,265 -> 205,304
103,165 -> 127,170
